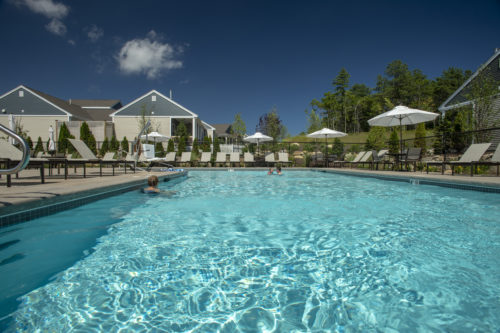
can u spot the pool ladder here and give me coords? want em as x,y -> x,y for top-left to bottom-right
409,179 -> 420,185
0,124 -> 30,176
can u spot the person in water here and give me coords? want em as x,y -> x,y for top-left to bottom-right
144,175 -> 160,193
276,166 -> 282,175
267,167 -> 274,175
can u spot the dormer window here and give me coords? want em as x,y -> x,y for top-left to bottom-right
19,90 -> 24,97
152,95 -> 156,102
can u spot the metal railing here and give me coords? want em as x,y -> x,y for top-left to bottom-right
0,124 -> 30,175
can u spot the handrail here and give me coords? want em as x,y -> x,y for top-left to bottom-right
0,124 -> 31,175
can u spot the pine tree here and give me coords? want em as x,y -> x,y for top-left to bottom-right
167,138 -> 175,153
414,123 -> 427,153
121,137 -> 129,153
110,135 -> 120,152
213,136 -> 221,153
26,136 -> 33,150
202,136 -> 211,152
100,137 -> 109,155
34,136 -> 44,154
155,141 -> 165,157
388,130 -> 399,154
58,123 -> 73,153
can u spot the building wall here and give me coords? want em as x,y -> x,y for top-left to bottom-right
113,117 -> 172,141
60,120 -> 113,142
0,115 -> 67,141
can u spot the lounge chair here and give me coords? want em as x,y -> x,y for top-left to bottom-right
229,152 -> 241,167
265,152 -> 276,166
215,152 -> 228,167
0,140 -> 47,187
163,152 -> 177,165
69,139 -> 129,177
400,147 -> 421,171
180,152 -> 192,166
349,151 -> 371,168
102,152 -> 135,175
341,151 -> 365,168
278,152 -> 291,166
474,144 -> 500,176
199,152 -> 212,166
426,143 -> 491,176
244,152 -> 255,167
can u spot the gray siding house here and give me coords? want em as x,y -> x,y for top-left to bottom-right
110,90 -> 208,141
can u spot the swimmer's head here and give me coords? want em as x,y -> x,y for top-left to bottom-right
148,175 -> 159,187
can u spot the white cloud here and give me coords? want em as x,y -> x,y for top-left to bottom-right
116,30 -> 183,79
45,18 -> 66,36
11,0 -> 69,36
85,24 -> 104,42
68,39 -> 75,46
11,0 -> 68,19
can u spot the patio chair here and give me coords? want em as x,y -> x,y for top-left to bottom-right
244,152 -> 255,167
229,152 -> 241,167
426,143 -> 491,176
278,152 -> 291,166
400,147 -> 421,172
216,152 -> 228,167
372,149 -> 391,170
69,139 -> 121,177
199,152 -> 212,167
474,144 -> 500,176
0,140 -> 47,187
102,152 -> 135,175
265,152 -> 276,166
341,151 -> 365,168
180,152 -> 192,167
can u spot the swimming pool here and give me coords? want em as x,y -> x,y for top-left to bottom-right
1,170 -> 499,331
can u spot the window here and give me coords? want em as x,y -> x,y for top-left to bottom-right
152,95 -> 156,102
19,90 -> 24,97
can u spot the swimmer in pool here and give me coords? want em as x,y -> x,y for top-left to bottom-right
143,175 -> 160,193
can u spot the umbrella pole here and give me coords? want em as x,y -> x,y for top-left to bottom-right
399,117 -> 403,156
325,135 -> 327,168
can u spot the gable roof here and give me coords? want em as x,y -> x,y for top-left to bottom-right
213,123 -> 234,138
439,48 -> 500,112
68,99 -> 122,121
110,90 -> 198,118
201,120 -> 215,130
0,85 -> 93,120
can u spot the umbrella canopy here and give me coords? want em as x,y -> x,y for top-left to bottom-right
368,105 -> 438,154
140,131 -> 169,142
48,125 -> 55,152
243,132 -> 273,155
307,128 -> 347,167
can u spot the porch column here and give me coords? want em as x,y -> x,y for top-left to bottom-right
192,117 -> 196,140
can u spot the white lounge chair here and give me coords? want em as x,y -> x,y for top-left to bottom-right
216,152 -> 228,167
278,152 -> 291,165
229,153 -> 241,167
427,143 -> 491,176
199,152 -> 212,166
180,152 -> 192,166
265,153 -> 276,166
244,152 -> 255,166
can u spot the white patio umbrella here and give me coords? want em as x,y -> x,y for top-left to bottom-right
243,132 -> 273,155
307,128 -> 347,167
48,125 -> 56,153
368,105 -> 439,155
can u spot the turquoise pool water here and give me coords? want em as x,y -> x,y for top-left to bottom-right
1,170 -> 500,331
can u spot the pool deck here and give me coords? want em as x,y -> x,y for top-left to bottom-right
1,166 -> 499,224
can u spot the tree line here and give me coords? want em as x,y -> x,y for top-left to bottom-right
305,60 -> 473,134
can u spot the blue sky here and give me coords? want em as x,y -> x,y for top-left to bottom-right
1,0 -> 499,135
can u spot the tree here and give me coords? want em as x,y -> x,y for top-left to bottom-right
365,127 -> 386,150
79,121 -> 97,154
376,60 -> 413,106
255,107 -> 288,141
34,136 -> 44,154
432,67 -> 471,109
202,136 -> 211,152
191,139 -> 200,158
57,123 -> 75,154
388,129 -> 399,154
213,136 -> 221,153
333,67 -> 350,133
231,113 -> 246,140
166,138 -> 175,153
305,108 -> 322,133
414,123 -> 427,153
121,137 -> 129,153
176,122 -> 188,155
100,137 -> 109,155
25,136 -> 33,150
110,135 -> 120,152
331,138 -> 344,157
155,141 -> 165,157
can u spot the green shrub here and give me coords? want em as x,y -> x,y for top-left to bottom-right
121,137 -> 129,154
167,139 -> 175,153
331,138 -> 344,156
365,126 -> 386,150
388,130 -> 399,154
110,135 -> 120,152
415,123 -> 427,153
34,136 -> 44,154
100,137 -> 109,155
155,141 -> 165,157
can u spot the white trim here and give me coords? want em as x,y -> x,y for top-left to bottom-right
0,114 -> 72,117
112,115 -> 194,119
81,106 -> 113,109
110,89 -> 198,117
201,120 -> 216,130
439,49 -> 500,113
0,85 -> 73,117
